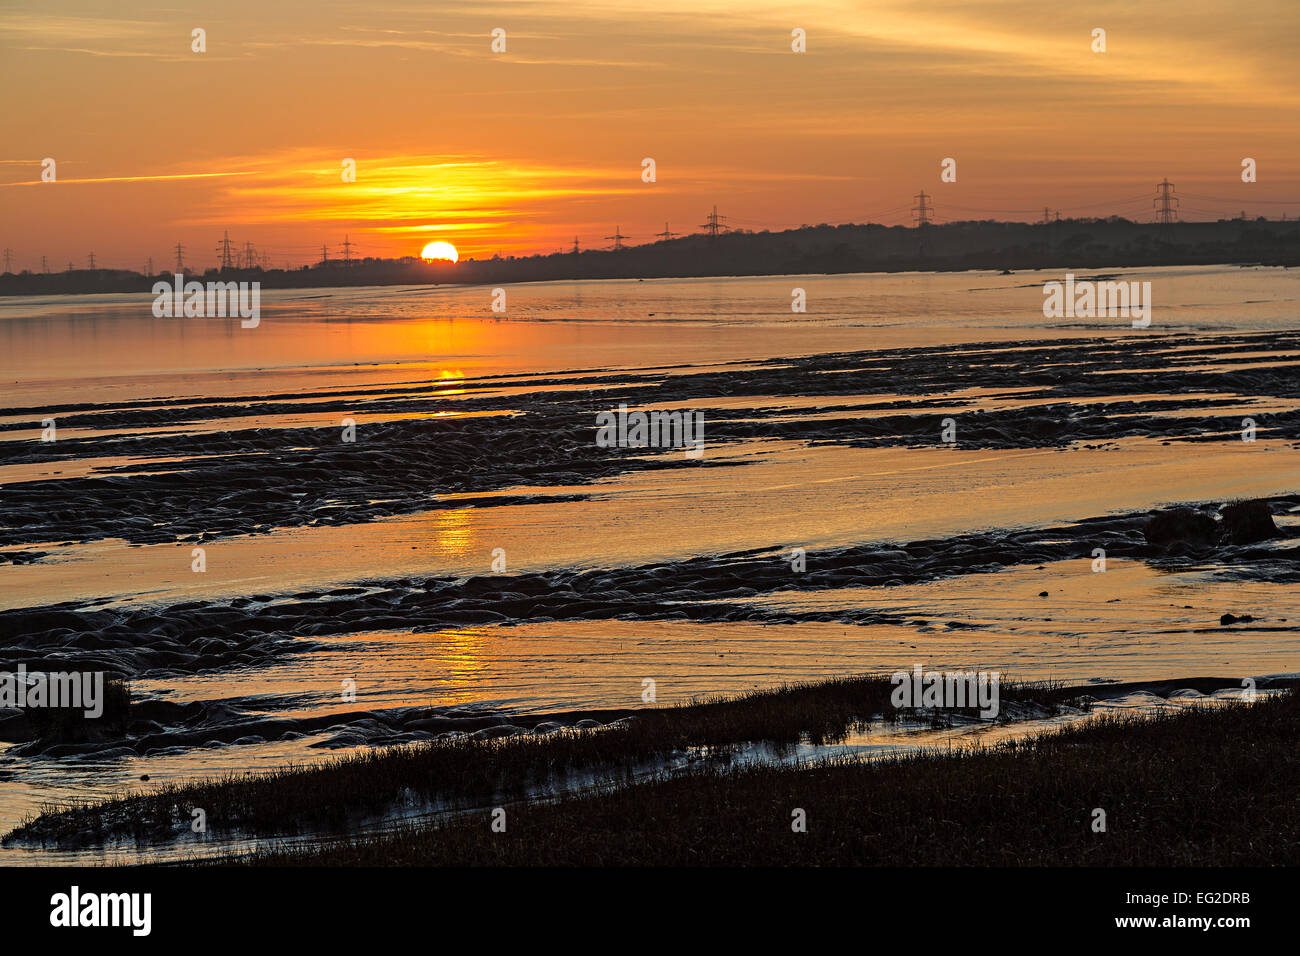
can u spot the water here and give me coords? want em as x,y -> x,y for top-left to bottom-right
2,265 -> 1298,861
4,265 -> 1298,406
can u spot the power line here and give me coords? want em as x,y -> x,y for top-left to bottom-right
933,204 -> 1043,215
1180,191 -> 1300,204
829,204 -> 916,225
939,194 -> 1153,217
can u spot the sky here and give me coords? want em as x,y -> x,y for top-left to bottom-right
2,0 -> 1298,269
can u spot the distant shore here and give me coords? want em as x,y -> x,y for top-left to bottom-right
2,217 -> 1296,297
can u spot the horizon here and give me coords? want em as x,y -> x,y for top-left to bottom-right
3,210 -> 1295,277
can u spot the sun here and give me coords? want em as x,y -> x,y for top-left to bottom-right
420,241 -> 458,263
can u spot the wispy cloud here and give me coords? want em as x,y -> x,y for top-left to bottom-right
0,171 -> 255,188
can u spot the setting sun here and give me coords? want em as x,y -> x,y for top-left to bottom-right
420,241 -> 458,263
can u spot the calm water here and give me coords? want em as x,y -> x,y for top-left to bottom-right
4,265 -> 1298,405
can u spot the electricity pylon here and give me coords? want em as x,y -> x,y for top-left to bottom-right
604,226 -> 629,250
700,205 -> 727,238
912,191 -> 933,226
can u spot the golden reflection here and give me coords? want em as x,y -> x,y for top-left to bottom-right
420,626 -> 493,703
428,506 -> 474,555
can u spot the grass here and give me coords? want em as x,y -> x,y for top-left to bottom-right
246,688 -> 1300,867
5,673 -> 1068,846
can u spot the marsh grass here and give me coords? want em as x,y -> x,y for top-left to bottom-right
4,673 -> 1065,845
249,689 -> 1300,867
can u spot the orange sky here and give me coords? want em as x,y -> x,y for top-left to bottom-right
2,0 -> 1298,270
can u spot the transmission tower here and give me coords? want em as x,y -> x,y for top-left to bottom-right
341,235 -> 354,267
571,236 -> 580,255
2,248 -> 12,273
243,241 -> 257,270
699,205 -> 728,238
1153,178 -> 1179,227
88,252 -> 96,269
216,231 -> 235,270
175,242 -> 185,272
604,225 -> 629,251
320,243 -> 329,265
145,257 -> 153,276
912,191 -> 933,227
655,222 -> 679,242
41,255 -> 49,274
